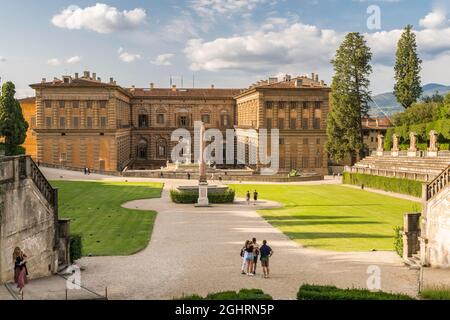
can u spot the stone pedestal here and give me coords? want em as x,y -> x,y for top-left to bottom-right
196,183 -> 210,207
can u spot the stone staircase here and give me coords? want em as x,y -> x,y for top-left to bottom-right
351,155 -> 450,182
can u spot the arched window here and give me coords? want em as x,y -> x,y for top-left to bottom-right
137,138 -> 148,159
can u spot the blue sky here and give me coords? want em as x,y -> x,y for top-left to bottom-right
0,0 -> 449,97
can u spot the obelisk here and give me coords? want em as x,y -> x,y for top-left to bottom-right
197,123 -> 209,207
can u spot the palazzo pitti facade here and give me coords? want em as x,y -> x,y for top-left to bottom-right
25,71 -> 330,175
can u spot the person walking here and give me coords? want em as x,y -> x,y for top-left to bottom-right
251,237 -> 260,275
246,191 -> 251,205
259,240 -> 273,278
240,240 -> 250,275
13,247 -> 28,294
253,190 -> 258,205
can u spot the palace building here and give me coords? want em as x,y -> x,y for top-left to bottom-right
24,71 -> 331,175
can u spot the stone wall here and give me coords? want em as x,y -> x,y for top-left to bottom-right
0,156 -> 59,283
421,185 -> 450,267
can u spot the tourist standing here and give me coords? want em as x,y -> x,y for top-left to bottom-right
246,191 -> 251,205
240,240 -> 250,275
259,240 -> 273,279
187,172 -> 191,180
245,240 -> 254,276
253,190 -> 258,205
252,238 -> 260,275
13,247 -> 28,294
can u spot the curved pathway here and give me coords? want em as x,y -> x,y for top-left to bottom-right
33,167 -> 419,300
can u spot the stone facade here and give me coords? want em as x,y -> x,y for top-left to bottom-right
0,156 -> 66,283
27,72 -> 331,174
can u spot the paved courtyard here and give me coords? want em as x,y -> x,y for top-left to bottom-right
4,167 -> 430,299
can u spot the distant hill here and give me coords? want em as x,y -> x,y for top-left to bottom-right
369,83 -> 450,117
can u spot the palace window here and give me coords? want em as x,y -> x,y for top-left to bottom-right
290,118 -> 297,129
220,114 -> 229,127
59,101 -> 65,108
157,114 -> 165,124
158,140 -> 167,158
179,116 -> 188,127
316,138 -> 321,145
30,117 -> 36,128
313,102 -> 322,129
138,139 -> 148,159
279,101 -> 286,109
59,117 -> 65,128
73,117 -> 79,129
138,114 -> 148,128
86,117 -> 93,128
302,157 -> 310,168
266,102 -> 273,110
279,138 -> 285,145
72,101 -> 79,108
45,100 -> 52,108
86,101 -> 93,109
201,114 -> 211,124
278,118 -> 284,129
46,117 -> 52,128
100,117 -> 107,128
266,118 -> 272,129
100,101 -> 107,108
302,103 -> 309,129
303,138 -> 309,145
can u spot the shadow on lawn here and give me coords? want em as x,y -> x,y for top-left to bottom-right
286,232 -> 391,240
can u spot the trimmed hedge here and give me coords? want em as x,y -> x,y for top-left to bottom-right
343,172 -> 422,198
297,284 -> 414,300
70,234 -> 83,263
179,289 -> 273,300
170,188 -> 235,204
394,226 -> 404,257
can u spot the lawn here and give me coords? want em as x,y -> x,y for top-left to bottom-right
51,180 -> 163,256
231,184 -> 419,251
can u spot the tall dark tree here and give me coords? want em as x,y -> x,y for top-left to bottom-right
0,82 -> 28,155
394,25 -> 422,109
326,32 -> 373,164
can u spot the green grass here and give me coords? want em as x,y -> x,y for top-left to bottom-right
179,289 -> 273,300
231,184 -> 418,251
420,287 -> 450,300
298,284 -> 413,300
51,180 -> 163,256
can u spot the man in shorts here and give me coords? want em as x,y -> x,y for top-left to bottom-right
259,240 -> 273,278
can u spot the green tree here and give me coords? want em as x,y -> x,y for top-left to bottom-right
394,25 -> 422,109
0,82 -> 28,155
326,32 -> 373,163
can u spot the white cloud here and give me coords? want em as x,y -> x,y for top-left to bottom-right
0,56 -> 6,62
51,3 -> 147,34
185,10 -> 450,74
419,10 -> 448,29
47,58 -> 61,66
151,53 -> 175,66
66,56 -> 81,64
118,47 -> 141,63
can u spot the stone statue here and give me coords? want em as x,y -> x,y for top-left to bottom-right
392,134 -> 399,152
409,132 -> 417,152
376,134 -> 384,156
429,130 -> 438,152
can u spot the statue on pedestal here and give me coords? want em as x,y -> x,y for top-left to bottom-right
392,134 -> 399,156
408,132 -> 418,157
376,134 -> 384,156
428,130 -> 438,157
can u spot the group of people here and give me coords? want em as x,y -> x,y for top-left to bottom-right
82,167 -> 91,175
13,247 -> 28,294
246,190 -> 259,205
240,238 -> 273,278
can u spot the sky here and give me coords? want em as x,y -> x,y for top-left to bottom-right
0,0 -> 450,98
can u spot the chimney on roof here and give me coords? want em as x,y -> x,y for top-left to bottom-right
83,71 -> 90,78
92,73 -> 97,81
75,73 -> 79,79
320,80 -> 325,86
295,79 -> 303,87
211,84 -> 215,89
41,78 -> 46,83
311,73 -> 315,81
315,74 -> 319,82
284,74 -> 291,82
109,77 -> 114,84
150,83 -> 154,89
172,84 -> 177,91
98,77 -> 101,82
131,85 -> 135,92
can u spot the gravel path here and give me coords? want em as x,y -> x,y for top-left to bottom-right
25,167 -> 420,300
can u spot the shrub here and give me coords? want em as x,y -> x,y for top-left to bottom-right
343,172 -> 423,197
420,286 -> 450,300
70,234 -> 83,262
179,289 -> 273,300
170,188 -> 235,204
394,226 -> 404,257
297,284 -> 414,300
